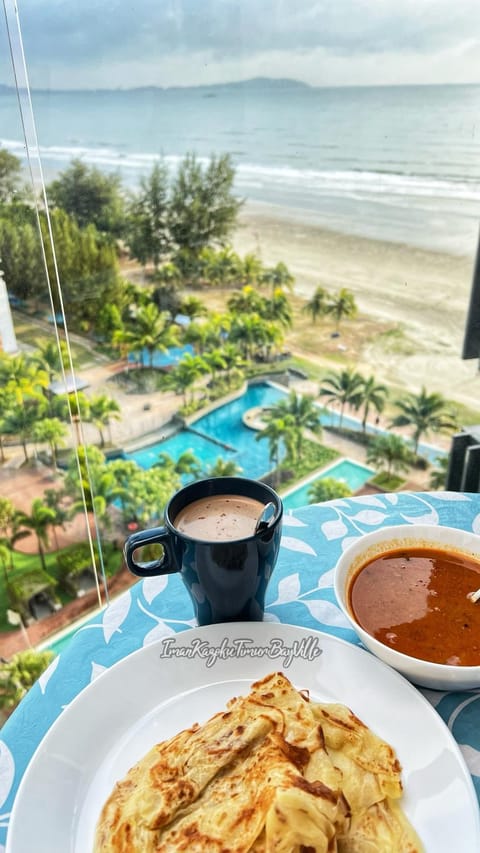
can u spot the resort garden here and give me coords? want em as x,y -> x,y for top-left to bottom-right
0,146 -> 461,664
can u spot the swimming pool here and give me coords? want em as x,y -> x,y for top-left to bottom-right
127,344 -> 194,368
125,383 -> 288,480
281,459 -> 374,511
124,381 -> 446,482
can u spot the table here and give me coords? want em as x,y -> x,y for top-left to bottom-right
1,490 -> 480,847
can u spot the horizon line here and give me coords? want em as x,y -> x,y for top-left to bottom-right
1,77 -> 480,95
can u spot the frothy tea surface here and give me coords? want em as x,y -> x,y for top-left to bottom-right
173,495 -> 265,541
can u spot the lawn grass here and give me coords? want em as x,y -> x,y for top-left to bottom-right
370,471 -> 406,491
276,439 -> 339,491
11,313 -> 104,369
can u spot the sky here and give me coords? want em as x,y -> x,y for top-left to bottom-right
1,0 -> 480,90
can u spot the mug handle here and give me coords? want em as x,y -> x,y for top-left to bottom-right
123,526 -> 178,578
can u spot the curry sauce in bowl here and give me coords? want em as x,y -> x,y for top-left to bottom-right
334,525 -> 480,690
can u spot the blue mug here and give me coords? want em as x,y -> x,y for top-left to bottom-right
124,477 -> 283,626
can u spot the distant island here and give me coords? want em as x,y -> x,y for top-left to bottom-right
0,77 -> 312,96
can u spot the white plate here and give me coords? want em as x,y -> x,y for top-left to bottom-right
7,623 -> 480,852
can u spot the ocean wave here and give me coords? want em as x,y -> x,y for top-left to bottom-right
2,136 -> 480,204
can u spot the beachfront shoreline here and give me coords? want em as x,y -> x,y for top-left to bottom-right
232,201 -> 480,410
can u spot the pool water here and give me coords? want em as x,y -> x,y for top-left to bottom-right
48,627 -> 79,656
127,344 -> 194,368
125,383 -> 288,480
128,430 -> 237,472
281,459 -> 374,511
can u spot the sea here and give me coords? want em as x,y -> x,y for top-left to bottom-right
1,80 -> 480,256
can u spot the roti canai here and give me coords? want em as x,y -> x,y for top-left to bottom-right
94,672 -> 423,852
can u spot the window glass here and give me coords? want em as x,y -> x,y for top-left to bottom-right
1,1 -> 480,653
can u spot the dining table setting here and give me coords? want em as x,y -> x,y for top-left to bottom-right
1,488 -> 480,851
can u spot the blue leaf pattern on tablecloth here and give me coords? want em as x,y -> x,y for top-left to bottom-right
263,612 -> 281,622
282,515 -> 307,527
272,574 -> 301,605
143,575 -> 169,604
301,599 -> 351,629
341,536 -> 360,552
401,507 -> 439,525
472,513 -> 480,535
384,493 -> 398,504
280,536 -> 316,555
102,590 -> 131,643
352,495 -> 388,508
38,654 -> 60,694
433,492 -> 471,502
350,509 -> 387,526
0,743 -> 14,810
317,569 -> 334,589
321,518 -> 348,540
143,621 -> 176,646
90,662 -> 107,681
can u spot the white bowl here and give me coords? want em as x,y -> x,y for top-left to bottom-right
333,524 -> 480,691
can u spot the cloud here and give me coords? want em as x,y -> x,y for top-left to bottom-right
2,0 -> 480,87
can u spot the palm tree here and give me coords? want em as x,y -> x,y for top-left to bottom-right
33,338 -> 70,385
229,314 -> 271,362
240,252 -> 263,286
308,477 -> 353,503
89,394 -> 121,447
0,353 -> 49,395
390,387 -> 458,455
202,457 -> 243,478
156,450 -> 201,480
179,296 -> 208,320
114,303 -> 178,368
167,353 -> 208,405
2,400 -> 45,462
43,487 -> 69,550
108,458 -> 143,524
204,246 -> 241,286
357,375 -> 388,433
52,390 -> 91,444
17,499 -> 56,572
0,498 -> 28,578
31,417 -> 68,467
65,445 -> 122,533
327,288 -> 358,330
366,434 -> 414,477
302,286 -> 330,324
218,343 -> 244,384
319,368 -> 364,428
227,286 -> 265,316
270,391 -> 321,461
260,261 -> 294,293
256,415 -> 293,481
264,288 -> 293,329
203,349 -> 227,386
183,320 -> 211,355
429,455 -> 449,490
154,261 -> 182,287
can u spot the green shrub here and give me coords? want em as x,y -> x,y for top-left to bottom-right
0,649 -> 55,716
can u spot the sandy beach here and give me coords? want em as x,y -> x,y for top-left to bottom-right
232,201 -> 480,412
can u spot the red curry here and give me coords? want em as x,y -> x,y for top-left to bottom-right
348,546 -> 480,666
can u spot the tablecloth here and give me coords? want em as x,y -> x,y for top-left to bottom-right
1,490 -> 480,848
